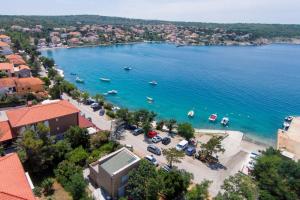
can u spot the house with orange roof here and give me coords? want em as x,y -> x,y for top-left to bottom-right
0,63 -> 14,77
5,54 -> 26,66
0,41 -> 13,55
0,34 -> 11,44
14,65 -> 32,78
15,77 -> 44,95
0,77 -> 17,95
0,100 -> 80,144
0,77 -> 44,96
0,153 -> 36,200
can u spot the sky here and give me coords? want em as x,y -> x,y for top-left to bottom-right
1,0 -> 300,24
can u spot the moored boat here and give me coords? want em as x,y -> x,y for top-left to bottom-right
70,72 -> 77,76
75,77 -> 84,83
149,81 -> 158,85
187,110 -> 195,118
209,113 -> 218,122
100,78 -> 111,82
147,97 -> 154,102
107,90 -> 118,95
221,117 -> 229,126
283,121 -> 290,130
124,66 -> 132,71
284,116 -> 294,122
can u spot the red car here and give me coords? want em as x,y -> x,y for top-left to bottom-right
147,130 -> 158,138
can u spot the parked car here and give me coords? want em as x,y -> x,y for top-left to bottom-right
133,128 -> 144,136
185,146 -> 196,156
147,144 -> 161,155
162,137 -> 171,145
147,130 -> 158,138
144,155 -> 158,166
85,98 -> 95,105
99,109 -> 105,116
91,103 -> 102,111
176,140 -> 188,151
161,164 -> 172,172
152,135 -> 162,143
126,124 -> 137,130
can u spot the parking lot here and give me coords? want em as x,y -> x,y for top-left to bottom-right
118,129 -> 264,196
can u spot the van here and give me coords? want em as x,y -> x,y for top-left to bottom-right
176,140 -> 188,151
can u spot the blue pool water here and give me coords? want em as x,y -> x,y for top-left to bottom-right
42,43 -> 300,143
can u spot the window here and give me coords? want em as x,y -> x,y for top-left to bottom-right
57,127 -> 60,131
56,118 -> 59,122
121,175 -> 129,185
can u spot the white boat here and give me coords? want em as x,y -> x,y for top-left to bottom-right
107,90 -> 118,95
209,113 -> 218,122
187,110 -> 194,118
149,81 -> 158,85
283,121 -> 290,130
75,77 -> 84,83
124,66 -> 132,71
285,116 -> 294,122
221,117 -> 229,126
147,97 -> 154,102
100,78 -> 111,82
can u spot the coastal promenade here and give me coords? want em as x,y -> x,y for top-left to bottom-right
61,93 -> 267,196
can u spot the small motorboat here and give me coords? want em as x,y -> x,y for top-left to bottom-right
75,77 -> 84,83
221,117 -> 229,126
187,110 -> 195,118
149,81 -> 158,85
107,90 -> 118,95
100,78 -> 111,82
209,114 -> 218,122
70,72 -> 77,76
124,66 -> 132,71
284,116 -> 294,122
147,97 -> 154,102
283,121 -> 290,131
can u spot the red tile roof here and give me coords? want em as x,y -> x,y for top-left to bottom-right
79,115 -> 94,129
0,153 -> 36,200
0,41 -> 9,47
5,55 -> 26,66
15,77 -> 43,88
0,121 -> 13,142
6,100 -> 80,128
0,77 -> 16,88
0,35 -> 10,39
18,65 -> 31,70
0,63 -> 14,71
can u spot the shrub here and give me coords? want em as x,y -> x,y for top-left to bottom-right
106,110 -> 116,118
66,146 -> 88,166
54,160 -> 81,187
104,103 -> 113,110
65,173 -> 87,200
41,178 -> 54,196
90,131 -> 110,149
33,186 -> 42,197
65,126 -> 90,149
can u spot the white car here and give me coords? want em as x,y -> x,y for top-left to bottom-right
145,155 -> 159,166
152,135 -> 162,143
176,140 -> 188,151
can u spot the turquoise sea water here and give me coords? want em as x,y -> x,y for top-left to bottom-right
42,43 -> 300,143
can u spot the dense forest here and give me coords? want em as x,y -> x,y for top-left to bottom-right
1,15 -> 300,39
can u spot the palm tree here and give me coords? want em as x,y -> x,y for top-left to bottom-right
165,119 -> 177,133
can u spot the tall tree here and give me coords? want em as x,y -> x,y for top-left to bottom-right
186,180 -> 211,200
177,123 -> 195,140
127,160 -> 158,200
65,126 -> 90,149
162,147 -> 185,168
215,173 -> 258,200
165,119 -> 177,133
199,136 -> 225,163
